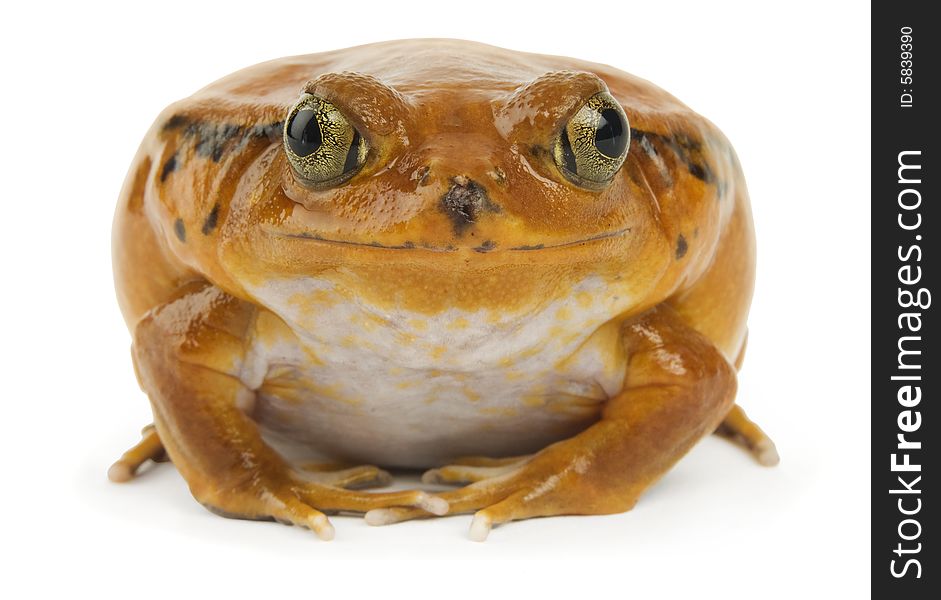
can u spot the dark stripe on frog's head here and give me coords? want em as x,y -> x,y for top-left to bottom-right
630,127 -> 716,184
186,123 -> 243,162
675,234 -> 688,259
159,114 -> 283,179
160,153 -> 177,182
162,114 -> 190,131
174,218 -> 186,242
201,203 -> 220,235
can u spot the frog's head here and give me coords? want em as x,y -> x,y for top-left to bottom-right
274,71 -> 634,250
217,44 -> 724,318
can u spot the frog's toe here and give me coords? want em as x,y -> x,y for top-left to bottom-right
753,438 -> 780,467
467,491 -> 546,542
201,486 -> 337,541
443,454 -> 534,468
272,497 -> 336,541
364,506 -> 416,526
108,424 -> 166,482
715,404 -> 780,466
299,463 -> 393,490
436,485 -> 544,541
202,480 -> 447,540
365,472 -> 521,528
294,486 -> 449,516
363,483 -> 515,537
422,459 -> 529,485
420,454 -> 532,485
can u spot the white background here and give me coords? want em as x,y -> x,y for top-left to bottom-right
1,1 -> 870,597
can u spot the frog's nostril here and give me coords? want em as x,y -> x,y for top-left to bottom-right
440,176 -> 496,235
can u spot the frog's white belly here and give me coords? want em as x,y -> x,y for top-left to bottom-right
241,276 -> 632,467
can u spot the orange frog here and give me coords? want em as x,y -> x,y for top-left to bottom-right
110,39 -> 778,541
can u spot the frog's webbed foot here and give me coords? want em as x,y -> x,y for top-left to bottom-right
714,404 -> 780,466
298,462 -> 393,490
358,456 -> 535,537
203,477 -> 449,540
108,424 -> 167,482
366,451 -> 577,541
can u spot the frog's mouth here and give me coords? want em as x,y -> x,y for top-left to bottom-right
268,227 -> 630,253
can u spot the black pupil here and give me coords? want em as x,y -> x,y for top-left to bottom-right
594,108 -> 627,158
286,109 -> 322,157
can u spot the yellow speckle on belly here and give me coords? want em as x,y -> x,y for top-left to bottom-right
521,394 -> 546,407
313,382 -> 341,398
289,289 -> 336,309
556,306 -> 572,320
463,387 -> 481,402
576,291 -> 594,308
547,396 -> 599,415
301,347 -> 324,366
408,318 -> 428,331
273,379 -> 361,407
449,317 -> 470,330
430,345 -> 447,359
518,345 -> 541,359
357,315 -> 379,332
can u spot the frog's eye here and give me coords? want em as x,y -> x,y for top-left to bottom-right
552,91 -> 630,187
283,94 -> 368,187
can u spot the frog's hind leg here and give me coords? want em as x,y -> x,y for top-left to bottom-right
714,404 -> 779,466
108,424 -> 167,482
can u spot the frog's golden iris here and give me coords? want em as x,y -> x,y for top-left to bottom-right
552,91 -> 630,188
284,93 -> 368,187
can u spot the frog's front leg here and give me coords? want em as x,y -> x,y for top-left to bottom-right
130,282 -> 446,540
368,305 -> 737,540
